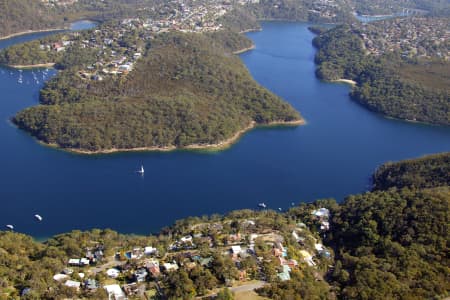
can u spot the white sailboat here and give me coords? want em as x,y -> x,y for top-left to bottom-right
34,214 -> 43,221
6,224 -> 14,230
137,165 -> 144,175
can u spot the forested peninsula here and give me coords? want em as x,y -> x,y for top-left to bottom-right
313,23 -> 450,126
9,29 -> 301,153
0,0 -> 357,153
1,153 -> 448,299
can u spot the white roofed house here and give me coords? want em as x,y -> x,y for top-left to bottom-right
231,245 -> 242,255
53,274 -> 69,282
144,246 -> 157,255
320,221 -> 330,231
68,258 -> 80,266
106,268 -> 121,278
311,208 -> 330,218
231,245 -> 244,259
65,280 -> 81,290
104,284 -> 126,300
68,257 -> 90,266
162,262 -> 179,272
180,235 -> 193,243
133,52 -> 142,60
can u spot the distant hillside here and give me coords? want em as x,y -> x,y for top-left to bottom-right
246,0 -> 354,23
0,0 -> 63,38
0,0 -> 163,39
13,31 -> 301,152
350,0 -> 450,16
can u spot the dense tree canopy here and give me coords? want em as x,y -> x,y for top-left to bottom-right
13,31 -> 301,152
373,152 -> 450,190
329,187 -> 449,300
313,25 -> 450,125
0,0 -> 62,38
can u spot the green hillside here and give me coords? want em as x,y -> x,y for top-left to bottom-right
13,31 -> 301,152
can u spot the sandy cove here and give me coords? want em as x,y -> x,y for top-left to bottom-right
239,28 -> 262,34
332,79 -> 357,86
9,63 -> 55,69
233,45 -> 256,55
47,119 -> 305,155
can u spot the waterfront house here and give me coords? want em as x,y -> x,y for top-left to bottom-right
312,208 -> 330,218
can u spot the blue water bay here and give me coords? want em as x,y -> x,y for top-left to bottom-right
0,22 -> 449,238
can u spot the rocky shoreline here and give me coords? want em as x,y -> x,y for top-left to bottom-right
43,119 -> 305,155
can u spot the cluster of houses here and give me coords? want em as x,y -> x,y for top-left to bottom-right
34,0 -> 238,81
34,0 -> 351,82
40,0 -> 78,7
358,17 -> 450,59
52,245 -> 105,291
307,0 -> 341,19
50,208 -> 332,299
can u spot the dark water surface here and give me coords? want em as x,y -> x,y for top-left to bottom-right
1,22 -> 449,238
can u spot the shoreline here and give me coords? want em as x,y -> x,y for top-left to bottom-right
332,78 -> 356,86
42,119 -> 305,155
233,44 -> 255,54
9,63 -> 55,69
0,27 -> 67,41
239,28 -> 262,34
